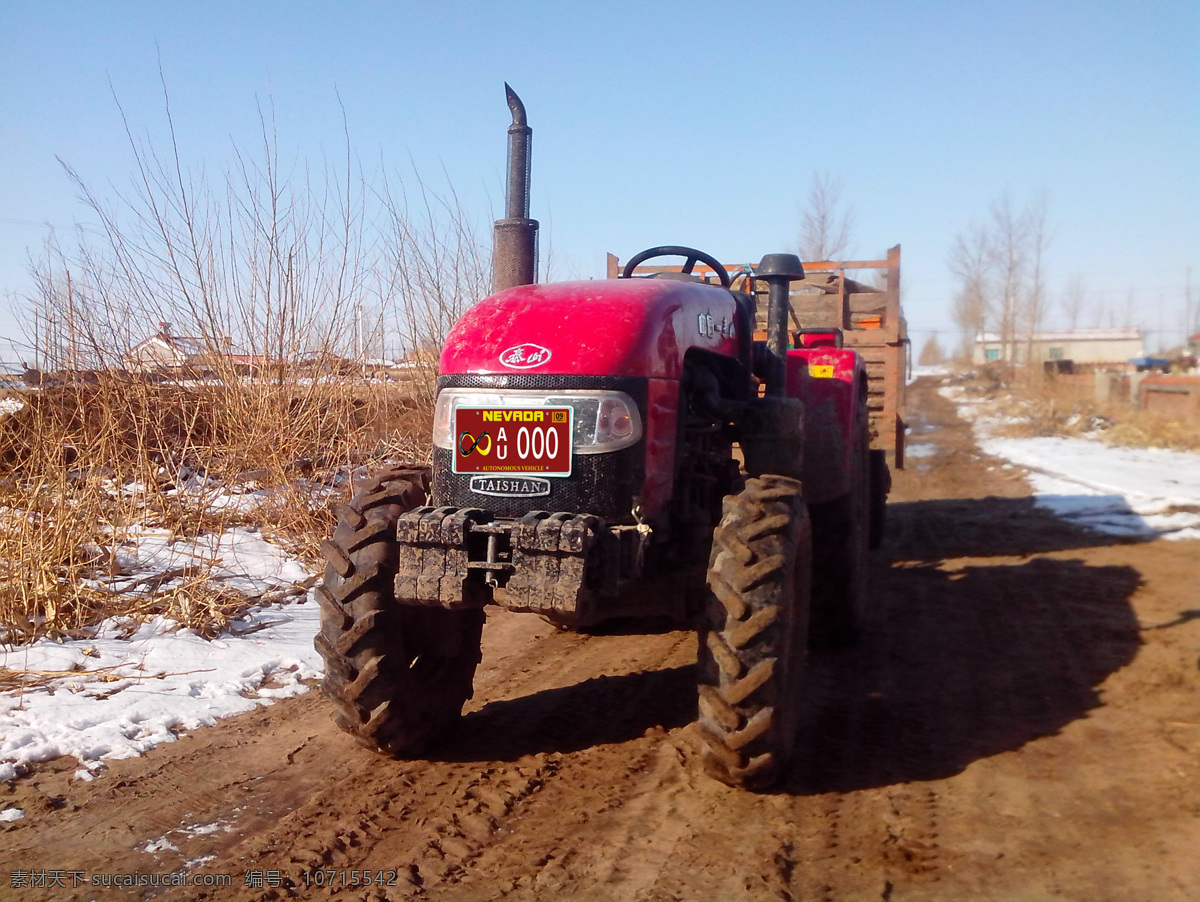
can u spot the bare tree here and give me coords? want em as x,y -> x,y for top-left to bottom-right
1061,274 -> 1088,330
1019,192 -> 1051,365
1122,289 -> 1138,330
988,193 -> 1026,365
21,74 -> 490,395
948,221 -> 992,360
948,192 -> 1052,368
918,333 -> 945,366
26,77 -> 373,375
797,172 -> 854,262
377,169 -> 488,405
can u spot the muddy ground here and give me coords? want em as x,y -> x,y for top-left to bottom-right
4,378 -> 1199,901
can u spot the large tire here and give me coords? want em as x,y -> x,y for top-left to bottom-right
808,393 -> 871,648
868,448 -> 890,550
697,475 -> 812,790
314,467 -> 484,756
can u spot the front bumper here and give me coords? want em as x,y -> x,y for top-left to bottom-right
393,506 -> 651,625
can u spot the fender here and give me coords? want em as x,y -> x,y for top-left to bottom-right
785,348 -> 866,505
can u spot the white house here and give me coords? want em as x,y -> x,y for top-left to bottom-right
974,327 -> 1144,368
126,324 -> 211,371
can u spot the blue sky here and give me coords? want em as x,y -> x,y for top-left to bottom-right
1,0 -> 1197,367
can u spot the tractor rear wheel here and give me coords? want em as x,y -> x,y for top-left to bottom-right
809,394 -> 871,648
314,467 -> 484,756
697,475 -> 812,790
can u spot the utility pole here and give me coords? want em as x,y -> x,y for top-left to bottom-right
45,309 -> 54,372
355,300 -> 365,378
65,269 -> 76,372
1158,293 -> 1164,355
1187,266 -> 1193,346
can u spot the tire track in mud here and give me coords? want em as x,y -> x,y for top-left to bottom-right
2,699 -> 349,902
3,613 -> 695,902
419,735 -> 695,901
880,785 -> 942,885
155,626 -> 703,900
219,751 -> 564,897
414,632 -> 703,900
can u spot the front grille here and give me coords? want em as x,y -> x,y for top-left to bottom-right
432,374 -> 647,523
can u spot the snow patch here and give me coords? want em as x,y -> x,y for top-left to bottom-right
0,523 -> 322,777
93,526 -> 310,599
0,808 -> 25,821
179,819 -> 232,837
942,386 -> 1200,539
909,364 -> 952,384
0,599 -> 323,776
978,435 -> 1200,540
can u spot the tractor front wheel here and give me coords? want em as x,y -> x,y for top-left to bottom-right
697,475 -> 812,790
314,467 -> 484,756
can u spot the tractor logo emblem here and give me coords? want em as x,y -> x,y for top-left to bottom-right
458,431 -> 492,456
499,343 -> 552,369
698,311 -> 734,339
470,475 -> 551,497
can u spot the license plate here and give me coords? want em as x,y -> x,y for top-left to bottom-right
453,407 -> 572,476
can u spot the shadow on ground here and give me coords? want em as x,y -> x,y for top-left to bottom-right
435,664 -> 697,763
885,494 -> 1147,561
433,496 -> 1143,795
784,554 -> 1141,794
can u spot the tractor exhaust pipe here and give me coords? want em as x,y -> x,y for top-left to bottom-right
756,253 -> 805,395
492,83 -> 539,292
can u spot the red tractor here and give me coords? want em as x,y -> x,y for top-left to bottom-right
315,87 -> 887,789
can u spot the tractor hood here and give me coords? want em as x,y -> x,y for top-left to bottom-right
440,278 -> 743,380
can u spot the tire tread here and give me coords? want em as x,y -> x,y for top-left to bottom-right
697,474 -> 811,790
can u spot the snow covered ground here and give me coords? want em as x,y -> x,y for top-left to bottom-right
0,528 -> 323,785
908,363 -> 952,384
939,384 -> 1200,541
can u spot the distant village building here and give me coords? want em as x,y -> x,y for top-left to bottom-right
126,323 -> 210,371
973,327 -> 1144,369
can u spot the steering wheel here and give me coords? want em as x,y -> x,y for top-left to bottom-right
621,245 -> 731,288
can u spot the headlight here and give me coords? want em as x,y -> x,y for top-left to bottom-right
434,389 -> 643,454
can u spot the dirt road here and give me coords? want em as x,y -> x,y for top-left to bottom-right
4,378 -> 1200,901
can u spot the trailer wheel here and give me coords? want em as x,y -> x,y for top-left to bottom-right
698,475 -> 812,790
868,449 -> 890,550
809,395 -> 872,648
314,467 -> 484,756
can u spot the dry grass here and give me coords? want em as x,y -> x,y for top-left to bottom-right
0,374 -> 433,642
962,368 -> 1200,452
2,89 -> 473,644
1099,412 -> 1200,452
